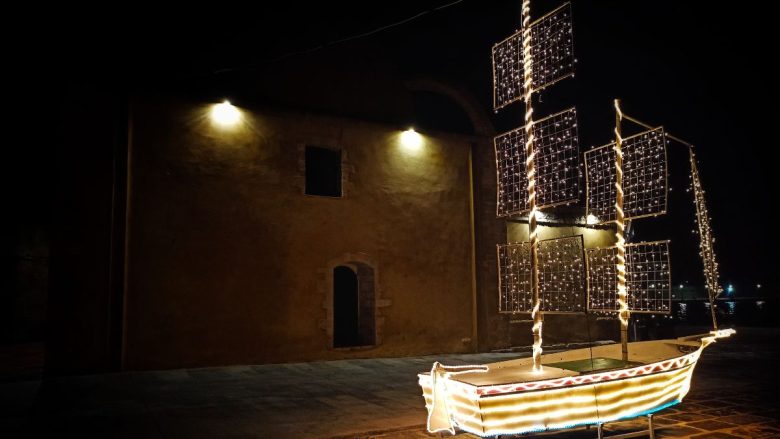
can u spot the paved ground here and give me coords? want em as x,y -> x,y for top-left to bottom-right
2,326 -> 779,438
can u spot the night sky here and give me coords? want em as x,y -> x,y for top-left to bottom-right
9,1 -> 774,296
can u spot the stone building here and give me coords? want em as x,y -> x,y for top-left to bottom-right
35,47 -> 618,374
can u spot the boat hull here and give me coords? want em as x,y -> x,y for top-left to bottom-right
418,331 -> 732,436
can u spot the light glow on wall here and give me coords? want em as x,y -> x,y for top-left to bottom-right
400,128 -> 423,151
210,100 -> 242,127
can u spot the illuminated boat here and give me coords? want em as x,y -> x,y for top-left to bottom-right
416,0 -> 732,436
419,329 -> 734,436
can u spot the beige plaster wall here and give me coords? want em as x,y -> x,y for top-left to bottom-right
123,97 -> 478,369
506,223 -> 617,249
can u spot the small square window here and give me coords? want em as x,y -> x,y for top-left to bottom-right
305,146 -> 342,197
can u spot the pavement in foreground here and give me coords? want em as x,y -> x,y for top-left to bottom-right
2,326 -> 779,438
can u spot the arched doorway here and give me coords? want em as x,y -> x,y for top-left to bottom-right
332,264 -> 375,348
333,266 -> 358,347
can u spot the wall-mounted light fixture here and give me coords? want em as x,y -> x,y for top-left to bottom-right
210,100 -> 241,127
400,128 -> 423,152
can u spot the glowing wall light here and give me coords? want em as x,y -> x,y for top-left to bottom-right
400,128 -> 423,151
211,100 -> 241,127
586,214 -> 599,225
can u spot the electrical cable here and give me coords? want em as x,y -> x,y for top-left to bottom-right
211,0 -> 464,75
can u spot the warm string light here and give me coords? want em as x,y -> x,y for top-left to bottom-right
586,241 -> 671,313
498,236 -> 586,313
520,0 -> 544,373
477,347 -> 698,396
427,362 -> 489,434
583,119 -> 671,343
452,378 -> 687,430
689,149 -> 722,328
702,328 -> 736,346
419,0 -> 733,434
587,246 -> 620,312
585,127 -> 668,222
419,348 -> 702,436
613,100 -> 629,361
419,330 -> 735,437
492,2 -> 575,110
493,27 -> 523,110
495,107 -> 581,217
626,241 -> 671,313
452,371 -> 689,424
491,0 -> 578,373
623,129 -> 667,217
422,369 -> 689,436
541,237 -> 585,312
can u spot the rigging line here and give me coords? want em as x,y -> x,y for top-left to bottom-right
211,0 -> 465,75
621,113 -> 695,149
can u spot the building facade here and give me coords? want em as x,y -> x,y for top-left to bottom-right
44,73 -> 617,373
121,96 -> 489,368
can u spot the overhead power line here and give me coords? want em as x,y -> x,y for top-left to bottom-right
211,0 -> 464,75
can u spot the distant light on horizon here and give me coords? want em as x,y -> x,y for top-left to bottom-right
211,100 -> 241,127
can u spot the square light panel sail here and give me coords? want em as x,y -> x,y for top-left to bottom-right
498,235 -> 586,313
492,2 -> 575,110
586,240 -> 671,314
495,107 -> 580,217
585,127 -> 667,223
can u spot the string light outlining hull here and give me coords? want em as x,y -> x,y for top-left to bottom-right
419,330 -> 734,436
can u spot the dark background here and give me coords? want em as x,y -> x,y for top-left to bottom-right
4,0 -> 775,331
